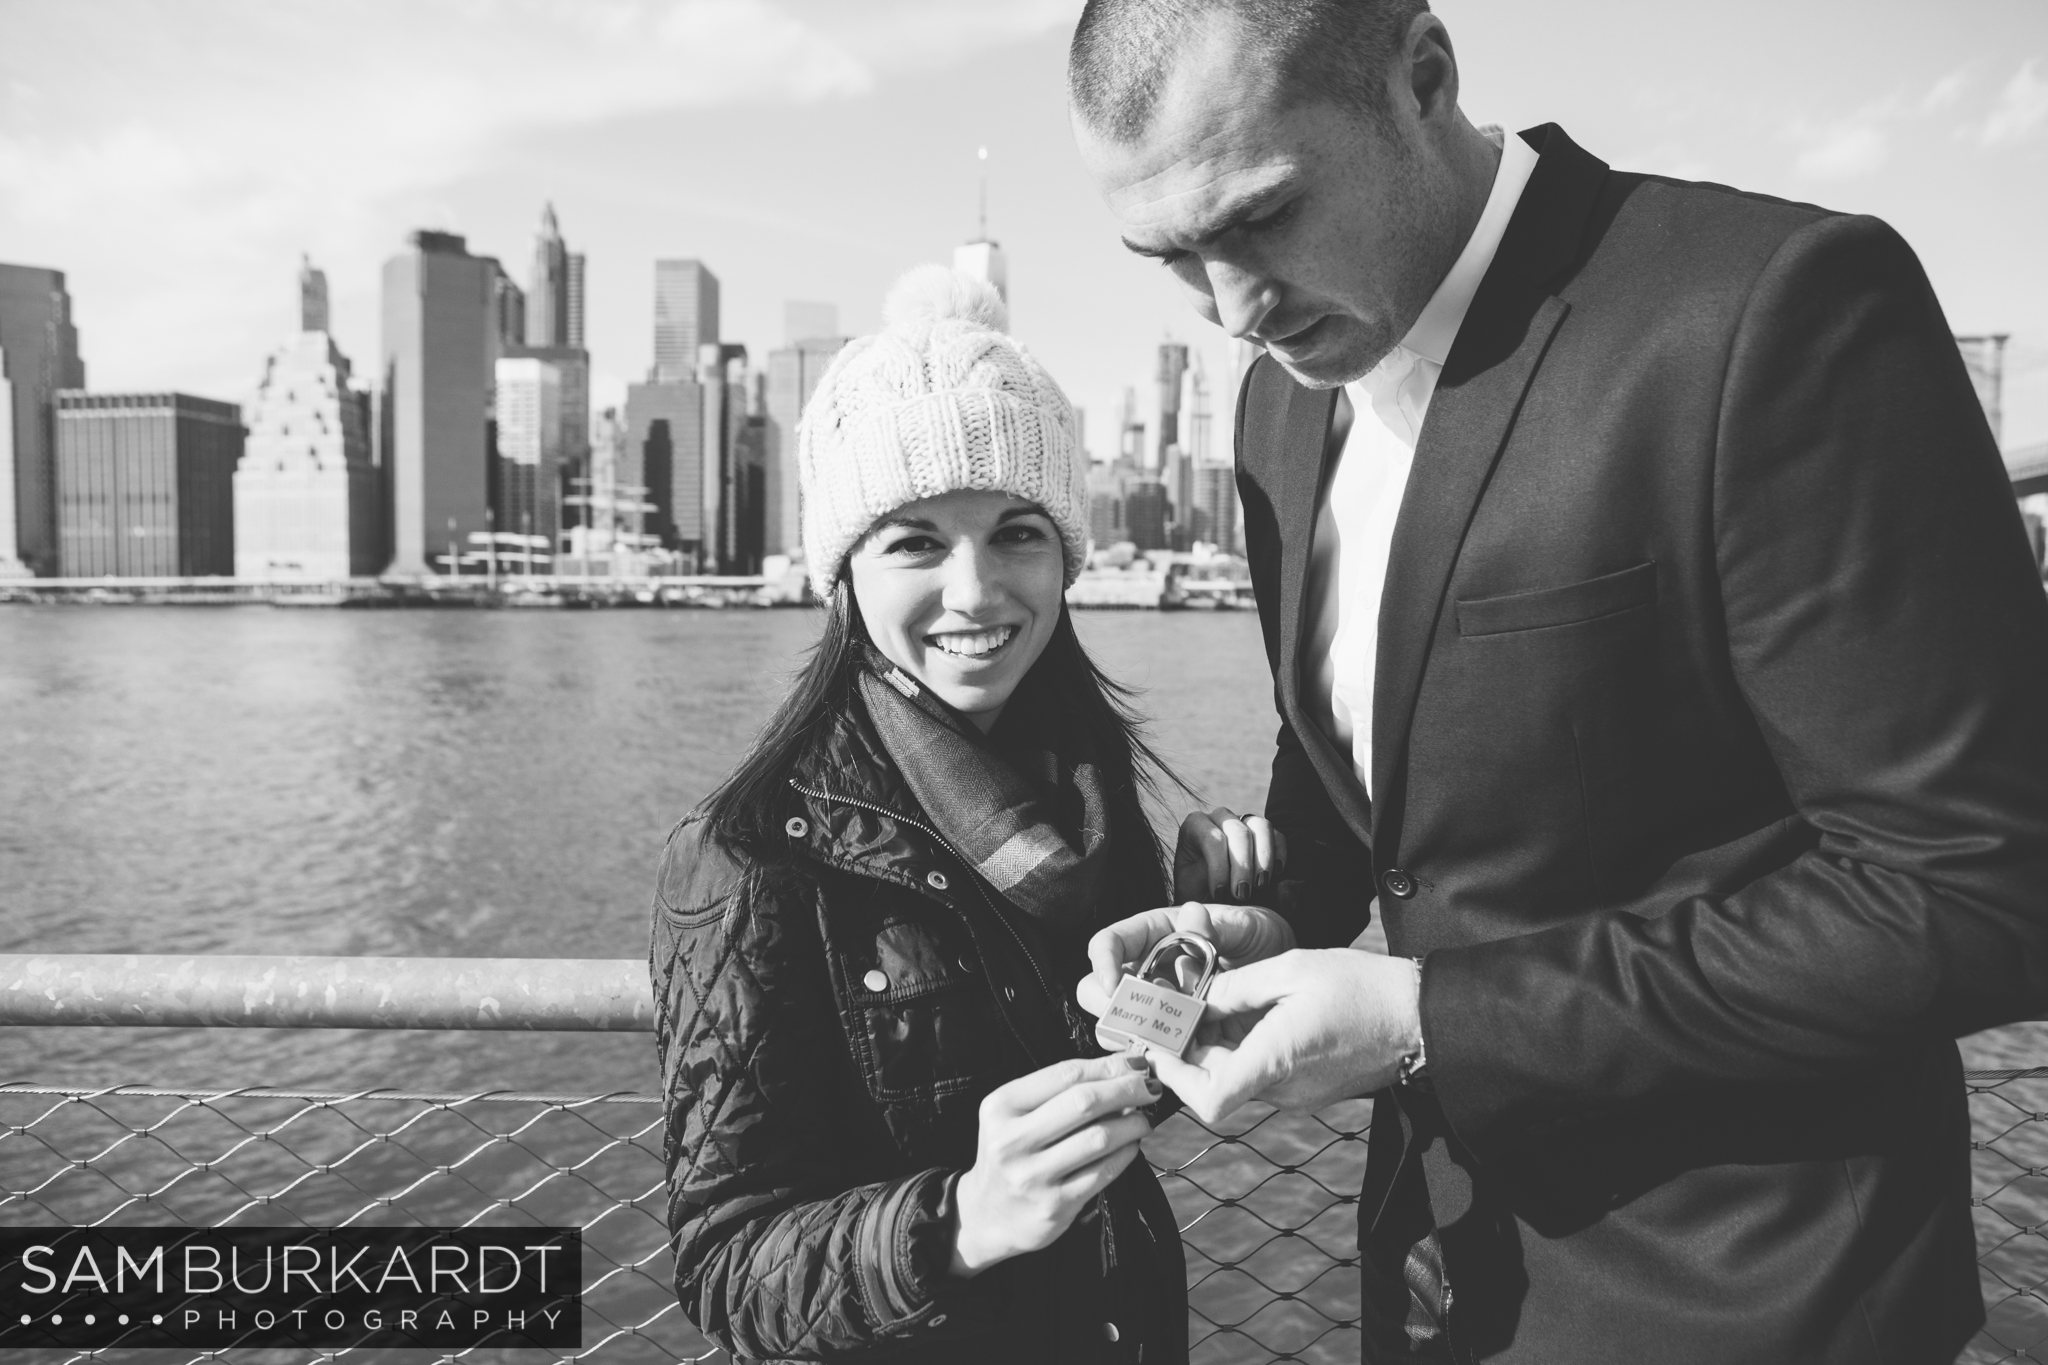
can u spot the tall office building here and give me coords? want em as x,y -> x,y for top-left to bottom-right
492,357 -> 562,557
56,392 -> 241,576
381,230 -> 494,575
234,258 -> 379,578
566,254 -> 586,349
299,254 -> 330,334
507,209 -> 588,540
953,240 -> 1008,308
624,377 -> 703,555
1088,459 -> 1127,549
1191,463 -> 1239,554
699,342 -> 759,574
526,203 -> 586,350
0,263 -> 86,575
1123,478 -> 1169,552
654,260 -> 718,382
763,334 -> 847,558
955,146 -> 1009,307
1155,342 -> 1189,466
490,263 -> 526,352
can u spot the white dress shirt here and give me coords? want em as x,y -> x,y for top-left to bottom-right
1302,126 -> 1541,796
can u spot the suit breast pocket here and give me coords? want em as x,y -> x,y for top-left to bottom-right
1455,560 -> 1657,637
1441,560 -> 1664,905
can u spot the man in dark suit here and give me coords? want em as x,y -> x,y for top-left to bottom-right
1068,1 -> 2048,1360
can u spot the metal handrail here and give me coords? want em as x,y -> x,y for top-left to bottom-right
0,955 -> 653,1031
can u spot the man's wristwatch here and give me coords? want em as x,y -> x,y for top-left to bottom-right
1396,957 -> 1428,1086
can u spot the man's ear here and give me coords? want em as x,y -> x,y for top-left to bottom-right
1403,13 -> 1462,129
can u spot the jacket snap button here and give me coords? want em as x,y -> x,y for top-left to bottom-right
926,870 -> 949,891
1004,985 -> 1017,1002
862,969 -> 888,993
784,817 -> 808,838
1383,868 -> 1416,899
1103,1321 -> 1120,1342
928,1313 -> 947,1327
957,955 -> 975,974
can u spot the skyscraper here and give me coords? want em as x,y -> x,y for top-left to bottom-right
654,260 -> 718,383
299,254 -> 330,334
56,392 -> 241,577
492,357 -> 562,561
624,378 -> 702,556
699,342 -> 758,574
952,240 -> 1008,308
0,263 -> 86,575
1155,342 -> 1189,466
954,146 -> 1009,307
526,203 -> 576,350
381,230 -> 494,576
500,207 -> 589,545
234,257 -> 379,578
763,334 -> 847,559
490,263 -> 526,352
566,253 -> 586,350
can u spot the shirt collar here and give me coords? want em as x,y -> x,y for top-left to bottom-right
1400,126 -> 1541,367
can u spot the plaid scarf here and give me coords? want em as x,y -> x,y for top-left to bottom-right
857,646 -> 1111,932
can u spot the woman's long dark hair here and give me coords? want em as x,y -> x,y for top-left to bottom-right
699,581 -> 1185,911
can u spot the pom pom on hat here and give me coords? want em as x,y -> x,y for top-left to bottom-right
798,265 -> 1089,596
882,264 -> 1010,332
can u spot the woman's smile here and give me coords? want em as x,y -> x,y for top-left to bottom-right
925,623 -> 1021,662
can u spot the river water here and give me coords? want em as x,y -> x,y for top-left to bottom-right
0,606 -> 1282,1097
0,606 -> 2041,1361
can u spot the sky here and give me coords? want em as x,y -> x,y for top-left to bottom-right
3,0 -> 2046,455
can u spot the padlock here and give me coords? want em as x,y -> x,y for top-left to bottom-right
1094,929 -> 1220,1059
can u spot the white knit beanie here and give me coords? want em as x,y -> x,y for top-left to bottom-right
799,265 -> 1089,595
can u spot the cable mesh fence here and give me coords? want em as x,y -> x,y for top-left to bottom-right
0,1077 -> 2036,1363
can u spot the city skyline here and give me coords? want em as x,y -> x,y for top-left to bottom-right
4,0 -> 2044,461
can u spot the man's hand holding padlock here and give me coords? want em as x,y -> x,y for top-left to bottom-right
1080,808 -> 1300,1007
1077,810 -> 1427,1126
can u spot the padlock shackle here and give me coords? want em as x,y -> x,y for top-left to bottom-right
1134,930 -> 1219,997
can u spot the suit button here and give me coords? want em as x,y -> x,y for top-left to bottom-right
1383,868 -> 1416,899
957,955 -> 976,974
926,870 -> 950,891
862,969 -> 888,993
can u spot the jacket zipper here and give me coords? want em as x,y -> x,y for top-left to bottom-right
787,778 -> 1062,1046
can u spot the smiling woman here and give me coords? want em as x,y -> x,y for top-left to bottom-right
649,265 -> 1193,1363
849,490 -> 1066,730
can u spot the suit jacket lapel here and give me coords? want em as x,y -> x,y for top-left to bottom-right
1268,378 -> 1374,839
1369,125 -> 1611,854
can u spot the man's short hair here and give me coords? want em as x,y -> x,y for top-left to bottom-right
1069,0 -> 1431,142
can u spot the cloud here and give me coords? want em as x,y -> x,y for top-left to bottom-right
0,0 -> 1071,400
1791,119 -> 1890,180
1980,59 -> 2048,145
1920,69 -> 1971,113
